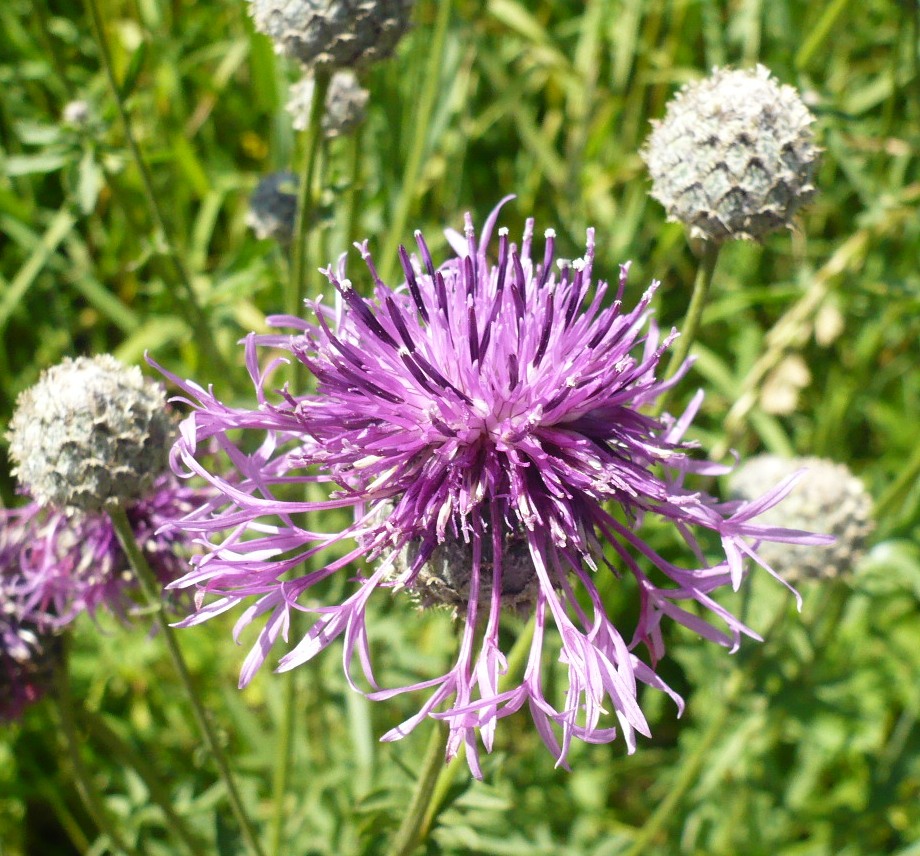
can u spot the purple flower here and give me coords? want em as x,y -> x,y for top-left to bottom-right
1,509 -> 59,720
156,198 -> 830,775
1,475 -> 207,631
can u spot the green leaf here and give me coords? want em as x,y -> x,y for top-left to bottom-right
76,149 -> 103,214
3,152 -> 69,176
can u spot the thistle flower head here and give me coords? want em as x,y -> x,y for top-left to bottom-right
729,455 -> 872,582
642,65 -> 820,242
158,199 -> 829,775
247,172 -> 300,243
248,0 -> 414,69
287,71 -> 369,136
7,356 -> 175,512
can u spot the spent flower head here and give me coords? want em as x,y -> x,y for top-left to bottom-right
287,70 -> 369,136
642,65 -> 820,242
248,0 -> 414,70
730,455 -> 872,582
7,356 -> 175,512
157,199 -> 829,775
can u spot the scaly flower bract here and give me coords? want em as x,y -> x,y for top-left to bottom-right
157,198 -> 829,775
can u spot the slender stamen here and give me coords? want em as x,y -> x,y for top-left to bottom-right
399,245 -> 430,324
467,294 -> 480,366
532,289 -> 555,367
336,280 -> 399,349
415,230 -> 437,281
536,228 -> 556,289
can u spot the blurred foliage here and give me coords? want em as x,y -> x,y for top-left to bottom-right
1,0 -> 919,854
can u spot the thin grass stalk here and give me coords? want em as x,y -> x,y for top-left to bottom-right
52,659 -> 136,856
79,710 -> 205,856
106,503 -> 267,856
268,618 -> 301,856
874,440 -> 920,527
344,124 -> 365,251
81,0 -> 226,374
378,0 -> 452,283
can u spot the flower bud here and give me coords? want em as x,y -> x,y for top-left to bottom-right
246,172 -> 299,242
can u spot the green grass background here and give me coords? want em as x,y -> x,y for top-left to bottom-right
1,0 -> 919,854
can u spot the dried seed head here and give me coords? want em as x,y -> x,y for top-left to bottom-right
287,70 -> 370,136
642,65 -> 820,242
729,455 -> 874,582
7,356 -> 175,512
248,0 -> 414,70
247,172 -> 299,242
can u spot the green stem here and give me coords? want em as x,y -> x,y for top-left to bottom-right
408,616 -> 539,849
79,710 -> 205,856
52,659 -> 136,856
655,240 -> 721,415
378,0 -> 453,283
289,71 -> 331,318
106,504 -> 267,856
388,721 -> 450,856
82,0 -> 225,373
344,124 -> 365,251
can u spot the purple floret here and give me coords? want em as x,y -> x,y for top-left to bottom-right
156,198 -> 830,775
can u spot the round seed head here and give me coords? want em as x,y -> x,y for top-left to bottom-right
729,455 -> 874,582
287,70 -> 369,136
247,172 -> 299,242
248,0 -> 414,70
7,356 -> 175,513
642,65 -> 820,242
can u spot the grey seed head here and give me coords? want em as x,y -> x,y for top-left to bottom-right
287,70 -> 369,136
642,65 -> 820,242
246,172 -> 299,242
248,0 -> 414,70
729,455 -> 874,583
7,355 -> 175,513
